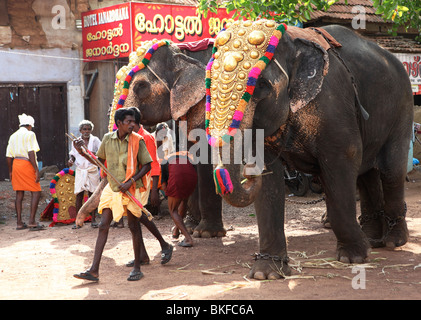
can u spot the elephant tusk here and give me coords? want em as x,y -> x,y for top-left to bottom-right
273,59 -> 289,83
241,171 -> 273,184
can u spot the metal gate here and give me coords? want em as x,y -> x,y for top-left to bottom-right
0,83 -> 68,180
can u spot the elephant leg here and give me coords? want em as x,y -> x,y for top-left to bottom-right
321,162 -> 370,263
192,163 -> 226,238
357,168 -> 385,247
378,142 -> 409,249
250,156 -> 290,280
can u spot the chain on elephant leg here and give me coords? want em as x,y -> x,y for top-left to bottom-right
383,202 -> 409,249
184,214 -> 200,235
358,210 -> 385,248
250,253 -> 291,280
361,202 -> 409,249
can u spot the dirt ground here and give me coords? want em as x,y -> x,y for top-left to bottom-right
1,170 -> 421,303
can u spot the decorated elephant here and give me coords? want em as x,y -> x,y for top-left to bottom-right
204,20 -> 413,279
103,39 -> 226,238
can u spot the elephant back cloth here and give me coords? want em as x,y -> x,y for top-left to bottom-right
174,38 -> 215,51
286,26 -> 342,53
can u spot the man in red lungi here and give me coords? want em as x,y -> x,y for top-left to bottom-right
6,113 -> 45,231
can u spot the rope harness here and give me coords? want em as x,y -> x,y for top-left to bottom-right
146,65 -> 171,93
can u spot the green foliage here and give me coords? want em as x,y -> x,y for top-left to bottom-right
197,0 -> 337,24
372,0 -> 421,40
197,0 -> 420,40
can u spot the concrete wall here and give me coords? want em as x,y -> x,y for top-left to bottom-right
0,47 -> 84,137
0,0 -> 89,141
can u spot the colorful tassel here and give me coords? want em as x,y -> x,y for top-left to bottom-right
213,164 -> 233,195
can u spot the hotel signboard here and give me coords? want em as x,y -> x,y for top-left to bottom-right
395,53 -> 421,95
82,2 -> 235,61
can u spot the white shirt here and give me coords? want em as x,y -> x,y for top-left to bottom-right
152,131 -> 174,158
69,135 -> 101,170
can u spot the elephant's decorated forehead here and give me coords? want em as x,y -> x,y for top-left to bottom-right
205,20 -> 287,147
108,39 -> 171,132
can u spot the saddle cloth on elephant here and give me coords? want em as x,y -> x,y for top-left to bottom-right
174,38 -> 215,52
287,26 -> 342,52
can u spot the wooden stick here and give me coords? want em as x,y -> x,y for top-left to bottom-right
66,133 -> 153,220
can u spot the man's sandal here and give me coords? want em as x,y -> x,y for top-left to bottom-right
127,270 -> 144,281
73,270 -> 99,282
161,245 -> 174,265
29,224 -> 46,231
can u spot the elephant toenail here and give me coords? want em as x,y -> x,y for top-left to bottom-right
385,241 -> 397,250
339,256 -> 350,264
252,271 -> 266,280
201,231 -> 212,238
268,272 -> 281,280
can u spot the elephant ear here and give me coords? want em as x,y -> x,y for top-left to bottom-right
288,38 -> 329,113
170,53 -> 206,120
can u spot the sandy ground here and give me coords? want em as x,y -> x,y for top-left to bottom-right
1,170 -> 421,304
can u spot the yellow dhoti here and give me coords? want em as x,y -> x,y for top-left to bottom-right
98,179 -> 151,222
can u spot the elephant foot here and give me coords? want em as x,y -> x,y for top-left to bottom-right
383,217 -> 409,250
248,253 -> 291,280
192,221 -> 227,238
360,211 -> 408,249
336,239 -> 370,264
184,216 -> 199,235
359,212 -> 384,248
321,211 -> 331,229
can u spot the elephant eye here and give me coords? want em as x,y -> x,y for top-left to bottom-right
257,78 -> 270,89
133,80 -> 150,99
253,78 -> 272,100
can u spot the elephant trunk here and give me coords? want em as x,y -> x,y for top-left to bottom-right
219,161 -> 262,208
75,178 -> 108,227
213,104 -> 263,207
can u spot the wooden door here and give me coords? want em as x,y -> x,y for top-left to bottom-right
0,83 -> 68,180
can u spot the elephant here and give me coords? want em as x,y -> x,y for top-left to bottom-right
106,39 -> 226,238
205,20 -> 413,279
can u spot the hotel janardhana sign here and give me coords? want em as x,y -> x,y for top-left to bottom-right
395,53 -> 421,95
82,2 -> 235,61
